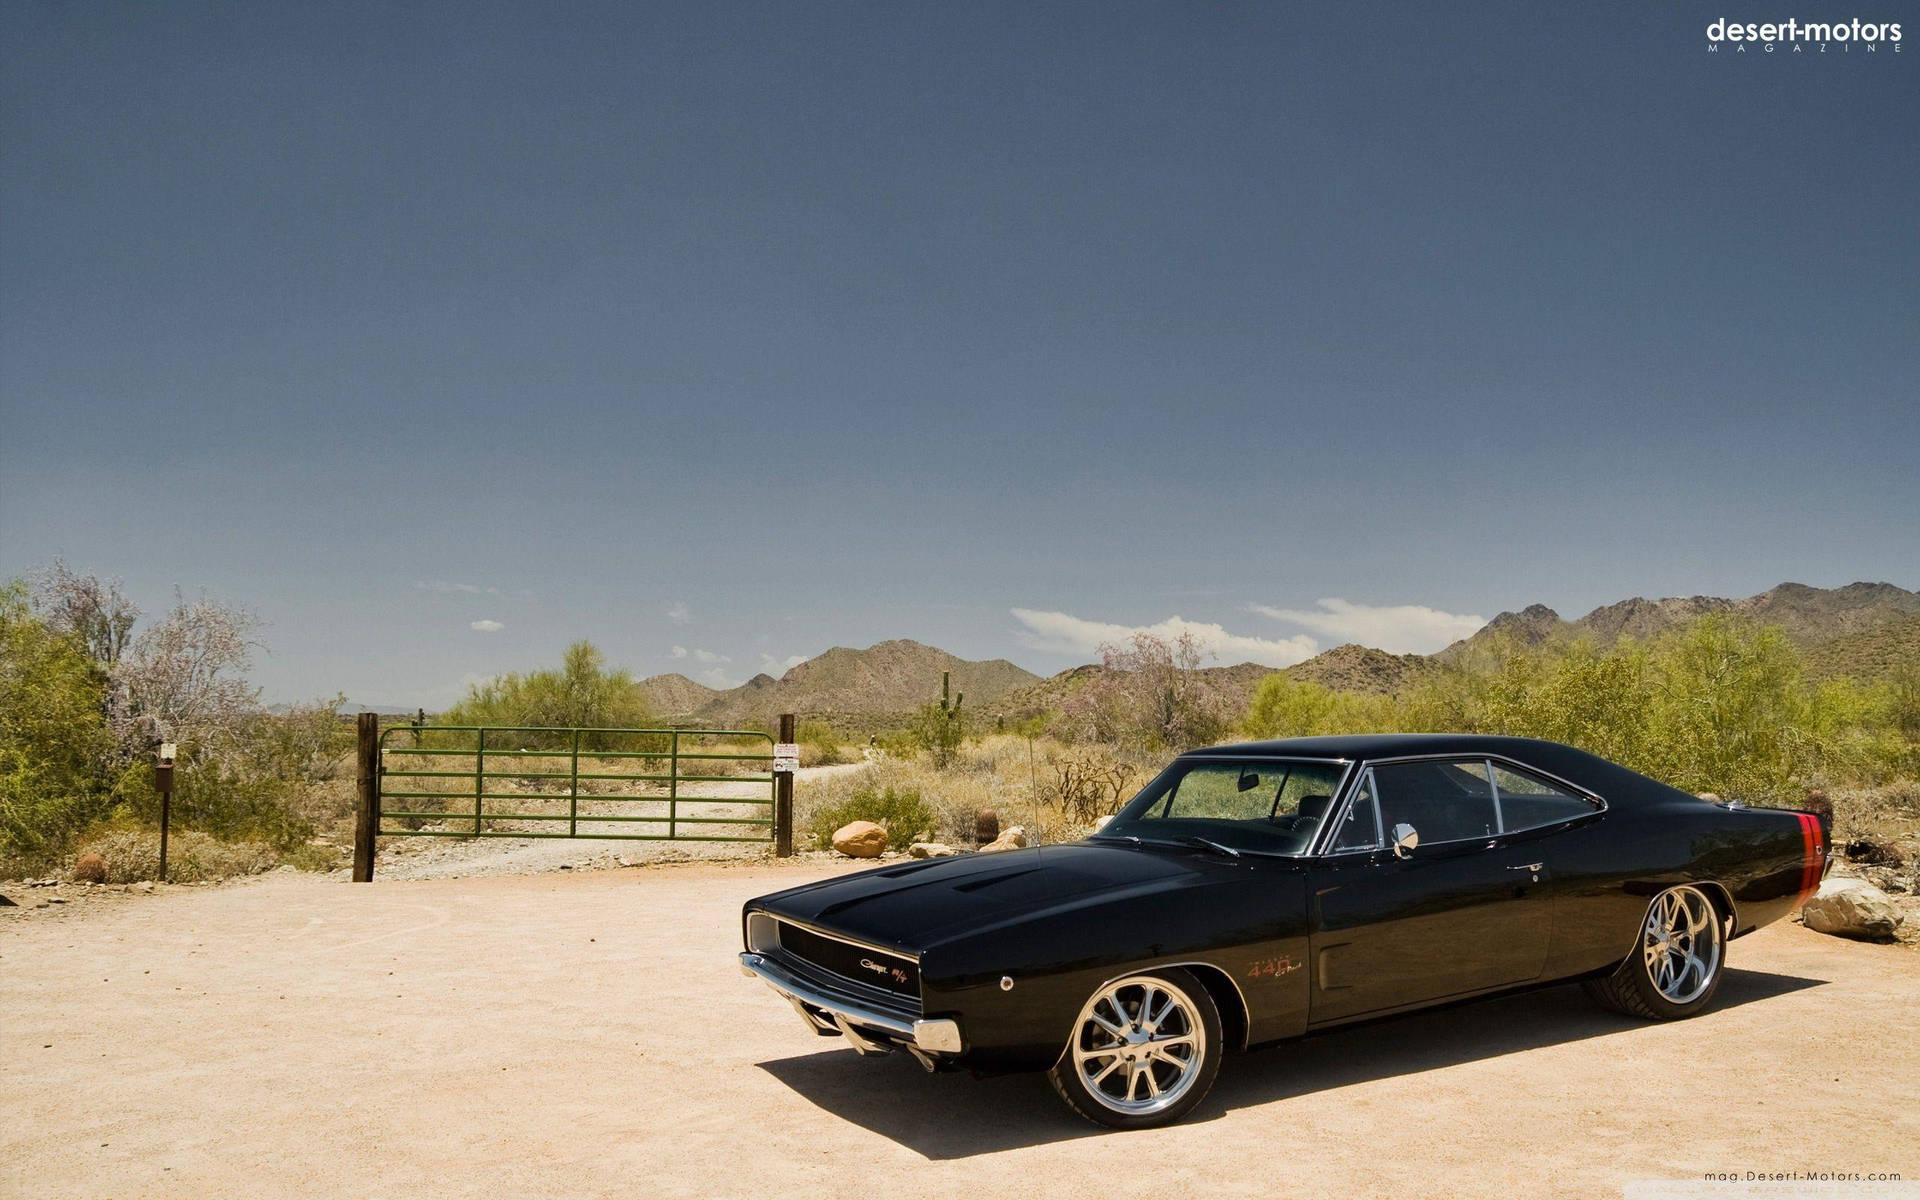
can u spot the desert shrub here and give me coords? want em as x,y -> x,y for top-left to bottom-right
1044,747 -> 1142,823
1062,632 -> 1228,753
803,783 -> 936,851
438,641 -> 653,749
795,736 -> 1127,848
1241,674 -> 1397,740
1364,616 -> 1916,805
798,720 -> 847,766
0,584 -> 115,861
70,826 -> 279,883
1820,779 -> 1920,846
907,675 -> 967,767
161,757 -> 315,848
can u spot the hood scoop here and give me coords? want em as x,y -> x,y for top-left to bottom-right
952,866 -> 1044,893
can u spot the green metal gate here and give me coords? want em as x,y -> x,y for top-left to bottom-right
375,724 -> 777,844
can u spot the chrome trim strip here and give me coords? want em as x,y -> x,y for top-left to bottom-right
764,914 -> 921,965
1484,758 -> 1505,837
1175,754 -> 1353,765
742,952 -> 961,1053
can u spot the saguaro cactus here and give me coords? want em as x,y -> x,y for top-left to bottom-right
916,670 -> 966,767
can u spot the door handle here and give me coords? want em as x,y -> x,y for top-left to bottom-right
1508,862 -> 1543,873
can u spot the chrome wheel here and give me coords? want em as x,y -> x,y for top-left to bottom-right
1069,975 -> 1207,1116
1643,886 -> 1721,1005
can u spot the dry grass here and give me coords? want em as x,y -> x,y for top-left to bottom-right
1825,778 -> 1920,847
795,734 -> 1155,847
68,828 -> 281,883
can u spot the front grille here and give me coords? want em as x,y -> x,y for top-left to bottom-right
776,921 -> 921,1002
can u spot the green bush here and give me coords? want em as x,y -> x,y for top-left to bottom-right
804,784 -> 935,851
1289,614 -> 1920,806
437,641 -> 654,750
798,719 -> 846,765
1242,674 -> 1396,739
0,584 -> 114,861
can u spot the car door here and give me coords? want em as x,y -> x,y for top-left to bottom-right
1306,759 -> 1553,1026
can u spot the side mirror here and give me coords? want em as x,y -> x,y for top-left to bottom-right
1391,822 -> 1420,859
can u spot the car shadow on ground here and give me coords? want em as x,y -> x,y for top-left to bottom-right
755,968 -> 1825,1159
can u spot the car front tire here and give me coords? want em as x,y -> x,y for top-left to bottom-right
1583,884 -> 1726,1020
1047,967 -> 1223,1130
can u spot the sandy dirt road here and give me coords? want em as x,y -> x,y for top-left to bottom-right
5,861 -> 1917,1199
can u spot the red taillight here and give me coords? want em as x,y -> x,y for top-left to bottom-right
1792,812 -> 1824,907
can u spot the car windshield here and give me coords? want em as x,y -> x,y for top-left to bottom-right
1091,757 -> 1348,857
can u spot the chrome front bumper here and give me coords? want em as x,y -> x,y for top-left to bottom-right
739,951 -> 963,1057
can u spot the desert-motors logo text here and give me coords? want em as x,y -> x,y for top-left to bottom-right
1707,17 -> 1903,51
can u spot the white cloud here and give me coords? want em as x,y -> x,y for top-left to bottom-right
418,580 -> 502,596
670,645 -> 688,659
469,619 -> 504,633
1247,598 -> 1486,655
693,648 -> 729,663
697,667 -> 741,688
666,602 -> 691,625
759,652 -> 807,675
1009,608 -> 1317,668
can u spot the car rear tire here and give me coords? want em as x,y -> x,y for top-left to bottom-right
1047,968 -> 1222,1130
1583,884 -> 1726,1020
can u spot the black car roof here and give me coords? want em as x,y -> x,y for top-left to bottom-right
1181,733 -> 1676,807
1190,733 -> 1561,759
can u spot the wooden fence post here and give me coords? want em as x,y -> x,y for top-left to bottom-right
352,712 -> 378,882
774,712 -> 796,857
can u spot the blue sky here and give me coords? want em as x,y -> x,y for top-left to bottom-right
2,2 -> 1915,706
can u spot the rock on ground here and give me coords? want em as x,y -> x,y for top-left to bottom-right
831,821 -> 888,858
980,825 -> 1029,853
1802,876 -> 1904,941
908,842 -> 957,858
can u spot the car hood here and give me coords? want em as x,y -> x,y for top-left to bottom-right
751,841 -> 1215,950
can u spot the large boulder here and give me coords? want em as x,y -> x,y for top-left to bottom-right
908,842 -> 957,859
72,853 -> 107,884
1802,876 -> 1904,941
831,821 -> 889,858
980,825 -> 1030,854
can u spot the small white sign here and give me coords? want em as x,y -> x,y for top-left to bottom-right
773,743 -> 800,774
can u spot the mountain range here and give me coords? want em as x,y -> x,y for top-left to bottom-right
639,582 -> 1918,729
639,640 -> 1039,727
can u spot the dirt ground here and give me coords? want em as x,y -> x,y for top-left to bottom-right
5,861 -> 1917,1200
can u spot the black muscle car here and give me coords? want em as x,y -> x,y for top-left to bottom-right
739,734 -> 1829,1128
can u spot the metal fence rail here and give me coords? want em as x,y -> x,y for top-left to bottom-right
374,724 -> 777,844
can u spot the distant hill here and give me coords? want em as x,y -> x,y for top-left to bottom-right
505,581 -> 1920,733
987,643 -> 1435,727
658,640 -> 1040,729
635,673 -> 720,717
987,582 -> 1915,728
1804,613 -> 1920,681
1286,643 -> 1436,694
1439,582 -> 1919,663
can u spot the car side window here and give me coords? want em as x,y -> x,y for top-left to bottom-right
1328,770 -> 1381,852
1491,763 -> 1598,831
1372,759 -> 1499,844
